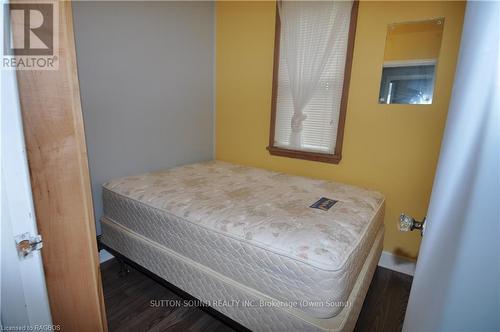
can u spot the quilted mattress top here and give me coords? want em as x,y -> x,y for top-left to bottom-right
103,161 -> 384,271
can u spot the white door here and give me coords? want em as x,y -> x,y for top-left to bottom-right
403,1 -> 500,331
1,8 -> 52,327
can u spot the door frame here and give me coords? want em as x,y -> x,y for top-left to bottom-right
12,1 -> 107,330
1,57 -> 52,327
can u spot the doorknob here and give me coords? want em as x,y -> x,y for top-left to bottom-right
399,213 -> 426,236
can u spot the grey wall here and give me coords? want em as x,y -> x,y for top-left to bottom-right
73,1 -> 215,233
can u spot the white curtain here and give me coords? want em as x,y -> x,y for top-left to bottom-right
278,0 -> 352,149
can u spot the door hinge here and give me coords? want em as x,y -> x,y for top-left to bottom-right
15,232 -> 43,258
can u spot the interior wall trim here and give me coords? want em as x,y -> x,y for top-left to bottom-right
99,249 -> 114,264
378,251 -> 416,276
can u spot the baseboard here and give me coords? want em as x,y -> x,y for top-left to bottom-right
378,251 -> 416,276
99,249 -> 114,263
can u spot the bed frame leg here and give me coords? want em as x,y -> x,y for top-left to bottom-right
117,258 -> 131,277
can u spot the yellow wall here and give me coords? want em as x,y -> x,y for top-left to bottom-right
215,1 -> 465,259
385,19 -> 444,61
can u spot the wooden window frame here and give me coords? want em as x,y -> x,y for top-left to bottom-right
267,1 -> 359,164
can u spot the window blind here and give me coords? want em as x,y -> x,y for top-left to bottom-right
274,2 -> 352,154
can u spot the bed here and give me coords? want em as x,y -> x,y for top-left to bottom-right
100,161 -> 385,332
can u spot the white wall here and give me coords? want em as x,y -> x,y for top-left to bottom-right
72,1 -> 215,234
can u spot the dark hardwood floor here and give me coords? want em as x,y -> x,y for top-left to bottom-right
101,259 -> 412,332
354,266 -> 413,332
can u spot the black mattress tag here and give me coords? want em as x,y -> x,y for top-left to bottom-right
310,197 -> 338,211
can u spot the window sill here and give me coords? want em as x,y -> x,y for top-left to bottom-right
266,146 -> 341,164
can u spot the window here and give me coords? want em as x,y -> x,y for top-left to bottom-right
268,1 -> 358,164
379,61 -> 437,104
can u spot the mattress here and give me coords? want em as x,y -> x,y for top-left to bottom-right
101,217 -> 384,332
102,161 -> 384,319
